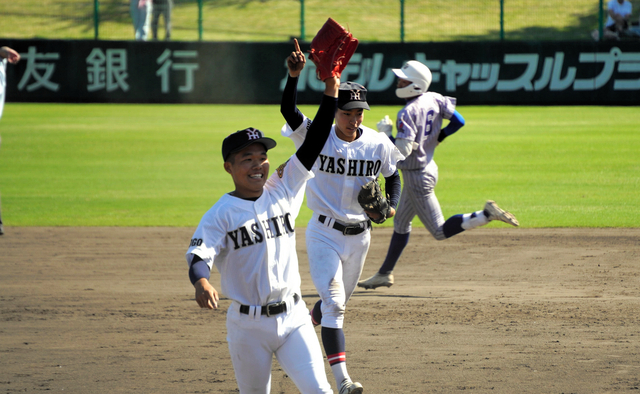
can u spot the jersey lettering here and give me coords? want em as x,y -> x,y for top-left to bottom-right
270,217 -> 283,238
190,238 -> 203,247
325,157 -> 336,173
262,219 -> 274,239
373,161 -> 381,175
239,226 -> 254,247
227,229 -> 241,249
347,160 -> 358,176
251,222 -> 264,243
281,214 -> 294,233
318,153 -> 381,177
365,160 -> 375,176
318,155 -> 328,171
347,159 -> 358,176
358,160 -> 366,176
227,213 -> 295,250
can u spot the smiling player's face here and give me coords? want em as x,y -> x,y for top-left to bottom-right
224,143 -> 270,199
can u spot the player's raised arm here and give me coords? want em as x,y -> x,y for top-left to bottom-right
280,38 -> 305,130
295,75 -> 339,171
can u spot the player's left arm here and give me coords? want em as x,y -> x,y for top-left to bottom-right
186,215 -> 226,310
189,255 -> 219,309
383,170 -> 401,218
377,136 -> 404,219
438,110 -> 465,143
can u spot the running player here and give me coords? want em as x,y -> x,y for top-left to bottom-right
185,47 -> 339,393
358,60 -> 519,290
280,43 -> 405,394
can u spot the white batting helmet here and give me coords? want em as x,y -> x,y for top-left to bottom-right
392,60 -> 432,99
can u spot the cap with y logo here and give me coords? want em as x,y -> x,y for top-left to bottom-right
337,81 -> 370,111
222,127 -> 277,161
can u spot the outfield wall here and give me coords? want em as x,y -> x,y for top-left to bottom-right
3,39 -> 639,105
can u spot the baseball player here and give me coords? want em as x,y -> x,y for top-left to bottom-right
0,46 -> 21,236
280,44 -> 405,394
358,60 -> 519,290
186,55 -> 339,393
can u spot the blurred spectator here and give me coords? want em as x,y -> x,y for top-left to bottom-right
151,0 -> 173,41
0,46 -> 21,236
130,0 -> 151,41
604,0 -> 633,40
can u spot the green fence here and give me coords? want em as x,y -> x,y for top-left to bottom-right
0,0 -> 622,42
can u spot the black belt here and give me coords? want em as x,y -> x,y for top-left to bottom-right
239,294 -> 300,317
319,215 -> 371,235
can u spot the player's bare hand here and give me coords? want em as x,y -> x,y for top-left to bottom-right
0,47 -> 20,64
387,207 -> 396,218
195,278 -> 219,310
365,207 -> 394,222
365,210 -> 383,222
287,38 -> 306,77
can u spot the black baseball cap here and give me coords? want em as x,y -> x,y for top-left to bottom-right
337,82 -> 370,110
222,127 -> 277,162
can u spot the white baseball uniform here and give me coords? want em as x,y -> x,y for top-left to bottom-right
186,154 -> 332,394
282,118 -> 404,328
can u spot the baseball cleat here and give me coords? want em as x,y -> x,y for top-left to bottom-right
357,272 -> 394,290
484,200 -> 519,227
339,379 -> 363,394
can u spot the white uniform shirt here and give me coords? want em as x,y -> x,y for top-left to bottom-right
185,155 -> 313,307
395,92 -> 456,171
606,0 -> 632,27
282,117 -> 404,223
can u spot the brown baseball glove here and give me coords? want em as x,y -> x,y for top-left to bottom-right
308,18 -> 359,81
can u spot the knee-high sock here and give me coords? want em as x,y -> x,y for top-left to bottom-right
322,327 -> 350,386
442,210 -> 489,238
442,214 -> 464,238
378,231 -> 410,274
464,210 -> 490,229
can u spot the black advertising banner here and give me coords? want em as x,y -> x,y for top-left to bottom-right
287,41 -> 640,105
2,39 -> 639,105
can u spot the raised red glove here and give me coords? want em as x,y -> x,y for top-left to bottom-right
309,18 -> 359,81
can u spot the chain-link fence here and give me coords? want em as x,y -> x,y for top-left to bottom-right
1,0 -> 623,42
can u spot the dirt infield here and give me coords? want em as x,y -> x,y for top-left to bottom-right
1,227 -> 639,393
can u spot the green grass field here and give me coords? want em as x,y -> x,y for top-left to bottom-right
1,0 -> 607,42
0,103 -> 638,228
